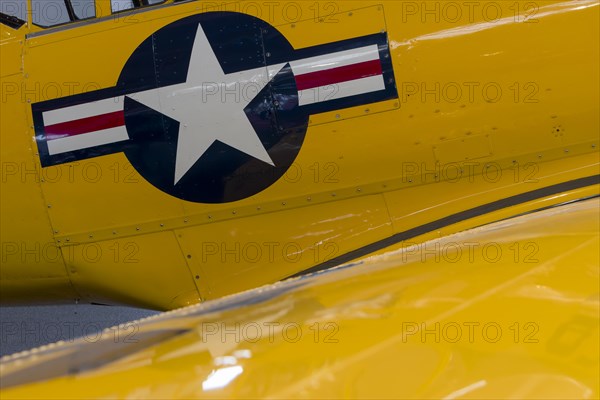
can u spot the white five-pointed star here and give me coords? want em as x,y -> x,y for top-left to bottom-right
128,26 -> 285,184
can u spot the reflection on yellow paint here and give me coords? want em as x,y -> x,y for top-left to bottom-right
1,198 -> 598,398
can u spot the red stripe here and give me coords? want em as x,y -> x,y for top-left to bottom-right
45,110 -> 125,140
295,59 -> 383,91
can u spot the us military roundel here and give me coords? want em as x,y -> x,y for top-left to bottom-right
32,12 -> 397,203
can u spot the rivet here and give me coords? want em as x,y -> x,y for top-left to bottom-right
160,223 -> 164,227
281,202 -> 286,206
257,206 -> 262,211
356,188 -> 362,192
187,255 -> 192,259
208,215 -> 212,219
307,197 -> 312,202
136,227 -> 140,231
232,210 -> 237,215
66,238 -> 70,242
331,193 -> 336,197
88,235 -> 93,239
184,219 -> 188,223
112,231 -> 117,235
195,275 -> 200,279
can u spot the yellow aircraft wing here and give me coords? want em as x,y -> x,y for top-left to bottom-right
1,197 -> 598,399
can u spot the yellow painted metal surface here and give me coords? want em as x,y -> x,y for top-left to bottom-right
1,198 -> 598,398
0,0 -> 598,309
0,22 -> 77,304
65,231 -> 201,309
177,194 -> 393,299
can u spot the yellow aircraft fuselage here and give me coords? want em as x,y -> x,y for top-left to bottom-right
1,0 -> 598,310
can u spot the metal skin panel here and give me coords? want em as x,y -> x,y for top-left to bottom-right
0,198 -> 597,398
0,24 -> 77,303
64,231 -> 201,310
384,153 -> 600,236
0,0 -> 598,310
176,194 -> 393,300
0,26 -> 22,77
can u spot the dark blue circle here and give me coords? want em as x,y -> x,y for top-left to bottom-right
118,12 -> 308,203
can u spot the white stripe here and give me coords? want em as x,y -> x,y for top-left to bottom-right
297,75 -> 385,106
47,126 -> 129,155
43,96 -> 125,126
290,45 -> 380,76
